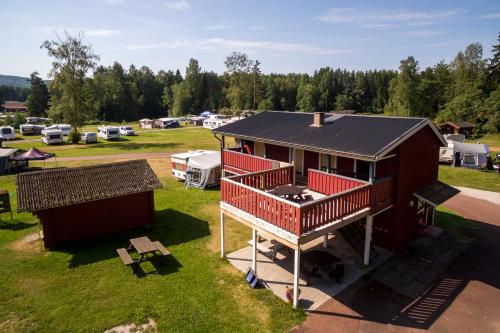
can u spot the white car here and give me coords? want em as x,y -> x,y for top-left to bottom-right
0,126 -> 16,140
119,126 -> 135,136
81,132 -> 97,143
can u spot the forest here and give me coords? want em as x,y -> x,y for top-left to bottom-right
2,33 -> 499,134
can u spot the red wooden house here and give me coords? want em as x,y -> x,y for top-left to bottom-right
213,111 -> 455,307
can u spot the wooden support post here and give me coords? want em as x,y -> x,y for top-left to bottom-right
293,245 -> 301,308
323,234 -> 328,248
220,211 -> 225,258
369,162 -> 374,183
252,228 -> 258,274
364,216 -> 373,266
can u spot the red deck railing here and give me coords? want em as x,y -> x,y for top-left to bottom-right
307,169 -> 367,195
223,150 -> 280,173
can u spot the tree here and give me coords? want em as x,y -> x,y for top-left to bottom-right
487,32 -> 500,90
41,32 -> 99,129
296,75 -> 318,112
224,52 -> 256,110
384,56 -> 423,117
26,72 -> 49,117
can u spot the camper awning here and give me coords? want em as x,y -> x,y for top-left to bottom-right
188,152 -> 220,169
414,182 -> 460,207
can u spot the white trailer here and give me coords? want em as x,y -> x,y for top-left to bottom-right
0,126 -> 16,140
41,129 -> 63,145
97,126 -> 120,140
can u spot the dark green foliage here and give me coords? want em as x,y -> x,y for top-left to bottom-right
68,128 -> 81,144
26,72 -> 49,117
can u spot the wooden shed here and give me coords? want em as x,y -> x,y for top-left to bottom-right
16,160 -> 162,248
438,121 -> 474,137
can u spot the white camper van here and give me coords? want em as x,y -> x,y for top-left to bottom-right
41,129 -> 63,145
97,126 -> 120,140
81,132 -> 97,144
0,126 -> 16,140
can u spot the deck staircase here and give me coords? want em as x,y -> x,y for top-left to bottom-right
338,221 -> 379,260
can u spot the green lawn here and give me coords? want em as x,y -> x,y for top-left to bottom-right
468,133 -> 500,150
439,165 -> 499,193
5,127 -> 219,158
0,175 -> 304,332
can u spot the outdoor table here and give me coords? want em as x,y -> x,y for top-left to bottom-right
302,250 -> 344,284
270,185 -> 304,201
128,236 -> 160,263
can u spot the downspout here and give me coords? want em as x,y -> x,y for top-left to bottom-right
213,133 -> 224,175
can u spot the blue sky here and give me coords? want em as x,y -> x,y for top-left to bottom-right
1,0 -> 499,78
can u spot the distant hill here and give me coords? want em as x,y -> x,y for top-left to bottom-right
0,74 -> 31,88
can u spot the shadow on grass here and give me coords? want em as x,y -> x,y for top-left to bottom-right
0,220 -> 37,231
132,255 -> 183,278
55,208 -> 209,268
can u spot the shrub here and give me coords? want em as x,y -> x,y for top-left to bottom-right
68,129 -> 80,144
12,113 -> 26,128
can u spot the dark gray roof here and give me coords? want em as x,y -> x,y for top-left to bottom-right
16,160 -> 162,212
213,111 -> 434,158
441,120 -> 474,129
414,181 -> 460,206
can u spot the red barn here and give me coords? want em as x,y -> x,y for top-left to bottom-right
16,160 -> 162,248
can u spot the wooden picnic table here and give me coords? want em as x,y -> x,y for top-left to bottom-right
301,250 -> 344,284
270,185 -> 305,201
117,236 -> 170,266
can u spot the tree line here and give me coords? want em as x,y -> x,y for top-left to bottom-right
12,32 -> 500,134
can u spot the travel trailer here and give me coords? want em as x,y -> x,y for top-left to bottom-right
170,150 -> 220,182
154,118 -> 180,129
97,126 -> 120,140
202,115 -> 238,129
20,124 -> 45,135
46,124 -> 72,136
439,134 -> 466,163
0,126 -> 16,140
119,126 -> 135,136
139,118 -> 154,129
81,132 -> 97,144
41,129 -> 63,145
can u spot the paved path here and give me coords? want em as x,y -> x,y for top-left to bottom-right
291,193 -> 500,333
455,186 -> 500,206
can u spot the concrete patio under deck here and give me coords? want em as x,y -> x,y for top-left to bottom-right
227,232 -> 392,310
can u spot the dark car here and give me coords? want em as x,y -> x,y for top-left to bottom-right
165,120 -> 180,128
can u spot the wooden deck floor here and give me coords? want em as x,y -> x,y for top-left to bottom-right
227,232 -> 391,310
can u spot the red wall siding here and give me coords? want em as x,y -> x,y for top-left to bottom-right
336,156 -> 354,176
303,150 -> 319,173
37,191 -> 155,248
266,144 -> 289,163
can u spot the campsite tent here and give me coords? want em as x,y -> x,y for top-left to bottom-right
185,151 -> 221,188
452,142 -> 489,168
0,148 -> 27,175
11,147 -> 56,167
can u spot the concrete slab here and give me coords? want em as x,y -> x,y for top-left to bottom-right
227,232 -> 391,311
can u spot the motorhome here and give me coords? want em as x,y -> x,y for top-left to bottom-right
0,126 -> 16,140
41,129 -> 63,145
202,115 -> 238,129
81,132 -> 97,144
20,124 -> 45,135
97,126 -> 120,140
46,124 -> 72,136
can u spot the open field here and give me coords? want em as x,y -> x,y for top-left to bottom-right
438,165 -> 499,193
468,133 -> 500,151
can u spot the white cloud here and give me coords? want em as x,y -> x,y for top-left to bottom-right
37,27 -> 122,37
201,24 -> 229,31
318,8 -> 460,27
480,12 -> 500,19
404,30 -> 442,37
126,38 -> 352,55
165,0 -> 190,10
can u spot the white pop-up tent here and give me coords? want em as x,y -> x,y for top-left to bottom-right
185,151 -> 221,188
452,141 -> 489,168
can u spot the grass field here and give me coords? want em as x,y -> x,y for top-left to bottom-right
0,174 -> 305,332
438,165 -> 499,193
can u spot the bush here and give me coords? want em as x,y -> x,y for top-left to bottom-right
68,129 -> 80,144
12,113 -> 26,128
2,115 -> 13,126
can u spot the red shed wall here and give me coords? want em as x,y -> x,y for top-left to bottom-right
390,125 -> 441,250
36,191 -> 155,248
265,144 -> 289,163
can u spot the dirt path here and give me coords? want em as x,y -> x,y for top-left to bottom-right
44,152 -> 173,162
291,193 -> 500,333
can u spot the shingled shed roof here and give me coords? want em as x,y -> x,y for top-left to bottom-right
16,159 -> 162,212
213,111 -> 446,160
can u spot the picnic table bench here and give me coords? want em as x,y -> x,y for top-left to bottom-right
116,236 -> 170,266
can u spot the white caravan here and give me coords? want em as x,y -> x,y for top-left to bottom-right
202,115 -> 238,129
41,129 -> 63,145
46,124 -> 72,136
97,126 -> 120,140
170,150 -> 219,181
20,124 -> 46,135
0,126 -> 16,140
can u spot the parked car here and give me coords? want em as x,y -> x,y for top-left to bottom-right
0,126 -> 16,140
165,120 -> 180,128
97,126 -> 120,140
41,129 -> 63,145
119,126 -> 135,136
81,132 -> 97,144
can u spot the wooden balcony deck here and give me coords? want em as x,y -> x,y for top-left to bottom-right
221,166 -> 393,245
